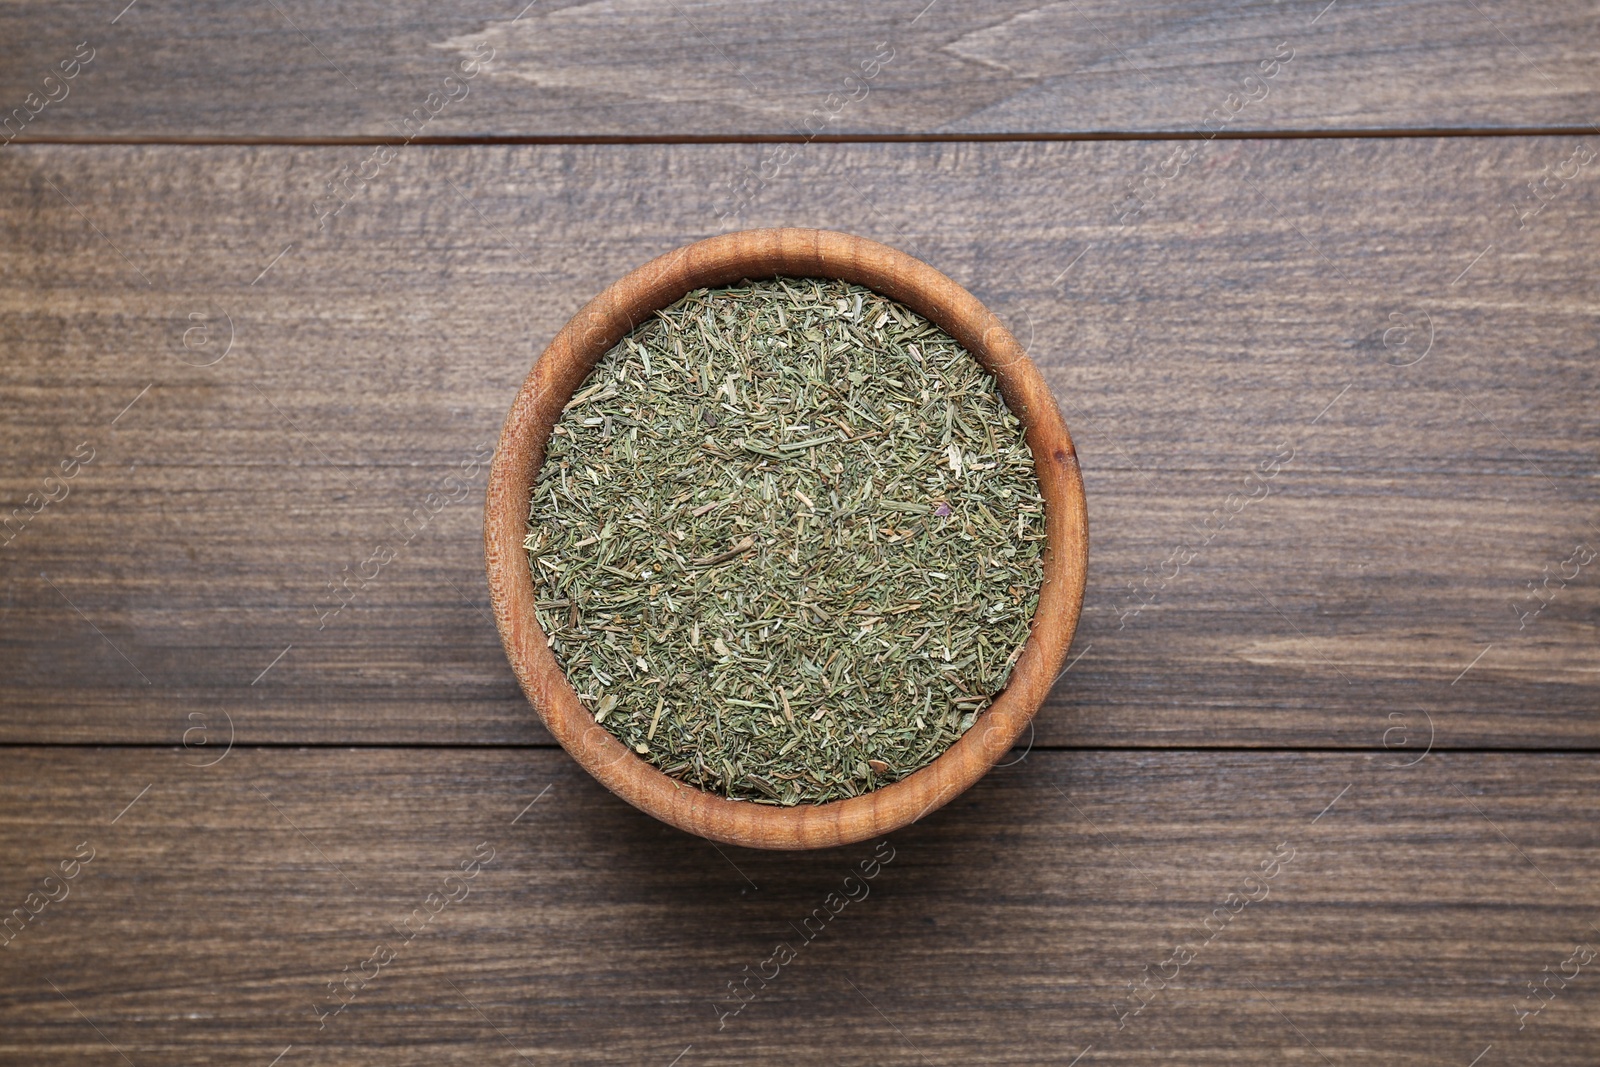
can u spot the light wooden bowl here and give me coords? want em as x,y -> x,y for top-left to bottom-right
485,228 -> 1087,849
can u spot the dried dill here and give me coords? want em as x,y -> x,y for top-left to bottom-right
524,277 -> 1045,805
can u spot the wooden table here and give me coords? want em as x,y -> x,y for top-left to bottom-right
2,3 -> 1596,1063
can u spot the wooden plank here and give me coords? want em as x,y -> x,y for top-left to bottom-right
0,748 -> 1595,1064
0,0 -> 1596,140
0,138 -> 1596,747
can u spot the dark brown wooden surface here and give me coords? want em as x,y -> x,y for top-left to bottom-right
2,749 -> 1597,1065
1,138 -> 1595,749
1,0 -> 1597,138
3,1 -> 1599,1063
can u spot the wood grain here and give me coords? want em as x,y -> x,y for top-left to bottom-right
0,138 -> 1595,749
0,1 -> 1595,140
2,1 -> 1595,1060
0,748 -> 1595,1064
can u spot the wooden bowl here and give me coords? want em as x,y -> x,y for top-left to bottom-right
484,228 -> 1087,849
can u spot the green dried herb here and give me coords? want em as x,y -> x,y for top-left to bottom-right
524,277 -> 1045,805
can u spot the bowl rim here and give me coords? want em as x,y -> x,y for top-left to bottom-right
484,227 -> 1087,850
